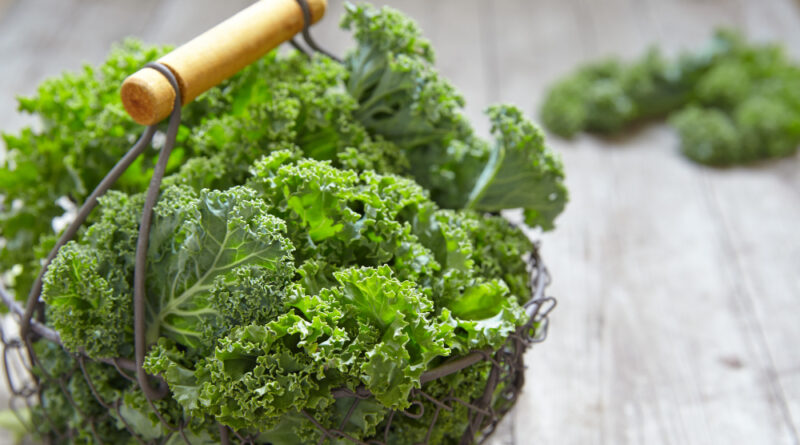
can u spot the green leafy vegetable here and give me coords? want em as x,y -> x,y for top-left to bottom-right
540,28 -> 800,165
2,2 -> 566,443
342,4 -> 567,228
467,105 -> 568,230
43,185 -> 295,359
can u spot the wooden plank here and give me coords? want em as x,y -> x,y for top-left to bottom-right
501,0 -> 800,443
0,0 -> 81,132
787,373 -> 800,440
701,162 -> 800,437
595,126 -> 796,445
0,0 -> 163,134
141,0 -> 253,45
626,0 -> 797,443
509,138 -> 611,445
520,126 -> 798,444
484,0 -> 587,119
641,0 -> 741,52
647,0 -> 800,441
486,2 -> 606,444
0,0 -> 13,20
738,0 -> 800,58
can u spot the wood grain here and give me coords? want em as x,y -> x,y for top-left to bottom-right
497,0 -> 800,444
0,0 -> 13,19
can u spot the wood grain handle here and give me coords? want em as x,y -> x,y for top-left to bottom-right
121,0 -> 327,126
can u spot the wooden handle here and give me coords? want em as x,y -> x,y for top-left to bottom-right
121,0 -> 327,126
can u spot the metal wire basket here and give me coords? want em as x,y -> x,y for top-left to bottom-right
0,1 -> 557,443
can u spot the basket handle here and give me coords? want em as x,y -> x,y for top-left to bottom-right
120,0 -> 327,126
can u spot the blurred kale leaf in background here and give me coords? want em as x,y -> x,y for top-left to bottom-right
540,29 -> 800,166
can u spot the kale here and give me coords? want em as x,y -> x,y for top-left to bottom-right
540,29 -> 800,165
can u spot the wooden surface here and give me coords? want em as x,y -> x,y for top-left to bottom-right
1,0 -> 800,444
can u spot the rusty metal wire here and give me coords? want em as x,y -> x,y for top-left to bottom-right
0,1 -> 556,443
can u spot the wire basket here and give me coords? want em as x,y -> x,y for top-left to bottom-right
0,2 -> 557,443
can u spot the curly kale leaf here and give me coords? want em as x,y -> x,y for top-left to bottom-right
29,338 -> 218,444
341,4 -> 482,199
672,52 -> 800,167
28,340 -> 137,444
42,242 -> 135,358
735,93 -> 800,159
40,148 -> 536,442
408,209 -> 530,353
42,186 -> 295,359
180,51 -> 408,190
331,266 -> 453,406
465,213 -> 533,302
349,52 -> 469,150
341,3 -> 445,149
41,191 -> 144,358
144,186 -> 295,350
342,5 -> 567,228
467,105 -> 568,230
443,278 -> 526,353
379,360 -> 493,445
248,151 -> 434,271
248,149 -> 445,297
694,60 -> 753,108
539,36 -> 719,138
149,265 -> 453,433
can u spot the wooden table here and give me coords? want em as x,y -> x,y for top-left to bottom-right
1,0 -> 799,444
